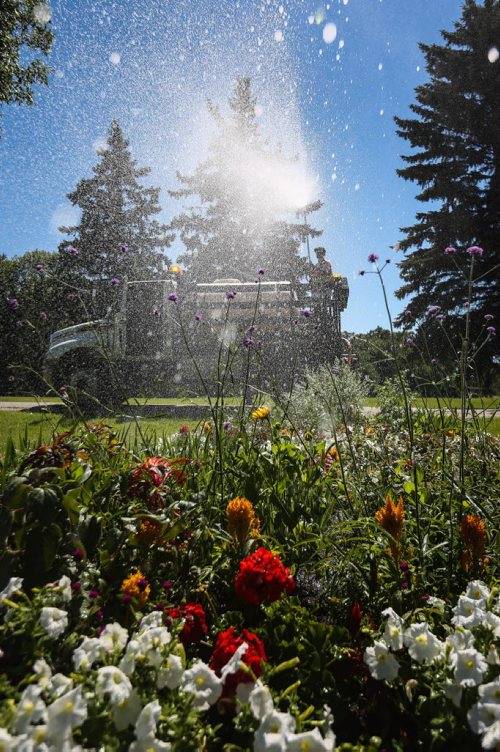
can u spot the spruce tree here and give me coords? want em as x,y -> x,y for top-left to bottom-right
169,77 -> 321,283
394,0 -> 500,336
59,121 -> 172,311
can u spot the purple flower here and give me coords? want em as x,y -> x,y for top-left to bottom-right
40,311 -> 48,321
367,253 -> 379,264
89,590 -> 100,598
484,314 -> 494,321
71,581 -> 81,591
258,268 -> 265,275
243,336 -> 254,347
431,358 -> 437,366
73,549 -> 84,561
223,420 -> 232,431
303,309 -> 313,318
404,309 -> 412,317
110,277 -> 121,286
7,297 -> 19,310
487,326 -> 496,336
162,580 -> 173,589
15,320 -> 23,328
435,314 -> 446,321
226,290 -> 237,300
122,594 -> 132,602
444,246 -> 457,255
385,259 -> 391,264
119,244 -> 128,254
35,263 -> 47,272
65,246 -> 79,256
466,245 -> 484,256
427,305 -> 441,316
194,312 -> 202,321
405,337 -> 414,346
168,292 -> 178,302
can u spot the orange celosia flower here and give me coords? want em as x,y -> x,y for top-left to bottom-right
251,405 -> 271,421
120,568 -> 150,608
227,497 -> 260,545
460,514 -> 488,573
375,495 -> 405,558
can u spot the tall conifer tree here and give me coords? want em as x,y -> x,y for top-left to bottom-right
59,121 -> 172,308
395,0 -> 500,336
169,78 -> 321,283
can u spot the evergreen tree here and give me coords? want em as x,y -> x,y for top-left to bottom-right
169,77 -> 321,283
394,0 -> 500,334
59,121 -> 172,311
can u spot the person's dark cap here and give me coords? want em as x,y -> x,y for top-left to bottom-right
314,247 -> 326,256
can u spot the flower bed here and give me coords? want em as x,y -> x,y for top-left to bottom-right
0,413 -> 499,750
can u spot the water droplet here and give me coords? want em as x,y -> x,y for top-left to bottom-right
323,23 -> 337,44
354,183 -> 360,191
338,39 -> 344,49
488,47 -> 499,63
109,52 -> 121,65
274,30 -> 284,42
379,109 -> 384,115
378,63 -> 383,71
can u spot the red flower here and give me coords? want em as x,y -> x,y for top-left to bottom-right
165,602 -> 208,645
210,626 -> 267,695
128,457 -> 191,507
350,602 -> 363,638
235,547 -> 295,606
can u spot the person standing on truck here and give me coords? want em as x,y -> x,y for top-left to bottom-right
311,246 -> 333,279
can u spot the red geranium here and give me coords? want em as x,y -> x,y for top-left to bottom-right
166,602 -> 208,644
235,547 -> 295,606
210,626 -> 267,695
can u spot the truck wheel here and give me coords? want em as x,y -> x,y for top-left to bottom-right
65,357 -> 123,415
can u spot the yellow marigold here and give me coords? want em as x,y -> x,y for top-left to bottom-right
375,495 -> 405,551
460,514 -> 488,573
135,519 -> 163,547
227,496 -> 260,545
251,405 -> 271,421
120,568 -> 150,608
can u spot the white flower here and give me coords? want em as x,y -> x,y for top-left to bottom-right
482,720 -> 500,750
467,701 -> 500,735
47,673 -> 73,700
133,699 -> 161,741
14,684 -> 47,733
258,710 -> 296,736
157,654 -> 184,690
129,739 -> 171,752
39,607 -> 68,639
452,596 -> 486,629
286,727 -> 335,751
33,658 -> 52,687
181,661 -> 222,711
138,611 -> 164,633
383,612 -> 405,651
0,577 -> 23,604
453,648 -> 488,687
484,611 -> 500,638
426,596 -> 446,614
253,729 -> 287,752
17,723 -> 49,749
96,666 -> 133,705
486,644 -> 500,666
444,680 -> 462,708
136,627 -> 172,669
364,641 -> 400,681
99,622 -> 129,653
445,628 -> 475,653
72,636 -> 106,672
112,688 -> 142,731
0,729 -> 16,750
119,638 -> 140,676
479,678 -> 500,704
465,580 -> 490,604
46,686 -> 87,740
221,642 -> 249,680
249,681 -> 274,720
56,575 -> 73,603
403,623 -> 443,664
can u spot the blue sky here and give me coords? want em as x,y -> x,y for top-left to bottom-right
0,0 -> 466,332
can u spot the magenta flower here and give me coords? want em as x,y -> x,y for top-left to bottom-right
194,312 -> 202,321
404,309 -> 412,317
484,314 -> 494,321
65,246 -> 79,255
226,290 -> 237,300
7,297 -> 19,310
119,244 -> 128,254
243,336 -> 254,347
466,245 -> 484,256
258,268 -> 265,275
427,305 -> 441,315
486,326 -> 496,336
367,253 -> 379,264
303,309 -> 313,318
168,292 -> 178,302
162,580 -> 173,589
40,311 -> 48,321
110,277 -> 121,286
35,263 -> 47,272
405,337 -> 414,346
444,246 -> 457,255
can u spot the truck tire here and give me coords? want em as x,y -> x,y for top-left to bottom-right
63,352 -> 123,415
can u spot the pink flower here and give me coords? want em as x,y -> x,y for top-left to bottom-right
466,246 -> 484,256
444,246 -> 457,255
65,246 -> 79,256
486,326 -> 496,336
368,253 -> 379,263
110,277 -> 121,286
119,244 -> 128,253
168,292 -> 178,302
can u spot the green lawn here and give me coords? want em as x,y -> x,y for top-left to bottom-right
363,396 -> 499,410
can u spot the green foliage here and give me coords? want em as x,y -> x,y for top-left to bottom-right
0,0 -> 53,130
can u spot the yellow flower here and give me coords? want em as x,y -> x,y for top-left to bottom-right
460,514 -> 488,573
135,519 -> 163,547
251,405 -> 271,421
120,568 -> 150,608
226,497 -> 260,545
